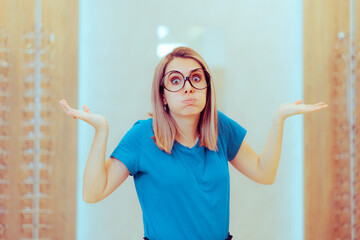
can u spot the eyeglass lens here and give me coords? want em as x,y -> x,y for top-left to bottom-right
164,68 -> 208,92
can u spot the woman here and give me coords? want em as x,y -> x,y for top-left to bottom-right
59,47 -> 328,240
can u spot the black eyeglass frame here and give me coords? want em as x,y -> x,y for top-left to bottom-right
161,68 -> 210,92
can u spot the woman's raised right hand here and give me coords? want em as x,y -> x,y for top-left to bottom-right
59,99 -> 108,131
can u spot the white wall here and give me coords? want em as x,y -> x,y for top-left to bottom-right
77,0 -> 303,239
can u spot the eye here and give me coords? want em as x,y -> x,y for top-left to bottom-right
170,77 -> 181,85
191,73 -> 202,82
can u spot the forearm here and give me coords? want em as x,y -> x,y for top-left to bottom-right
83,125 -> 109,202
258,110 -> 285,184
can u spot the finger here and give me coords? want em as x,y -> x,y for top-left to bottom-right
61,100 -> 77,113
308,103 -> 328,108
294,99 -> 303,105
82,105 -> 91,113
60,102 -> 74,116
59,99 -> 72,110
59,100 -> 71,114
59,100 -> 81,118
305,105 -> 328,112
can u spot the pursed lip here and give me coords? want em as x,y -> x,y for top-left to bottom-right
182,98 -> 197,105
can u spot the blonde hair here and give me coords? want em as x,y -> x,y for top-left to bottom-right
151,47 -> 218,154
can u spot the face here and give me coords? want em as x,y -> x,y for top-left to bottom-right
162,57 -> 207,119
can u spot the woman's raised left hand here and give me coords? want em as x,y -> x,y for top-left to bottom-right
277,99 -> 328,120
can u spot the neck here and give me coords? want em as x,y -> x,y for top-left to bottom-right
171,113 -> 200,147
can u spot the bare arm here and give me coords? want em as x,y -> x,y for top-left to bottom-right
230,99 -> 328,184
98,157 -> 130,201
59,99 -> 130,203
82,126 -> 109,202
230,114 -> 283,185
83,126 -> 130,202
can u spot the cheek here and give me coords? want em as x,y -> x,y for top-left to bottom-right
163,92 -> 177,108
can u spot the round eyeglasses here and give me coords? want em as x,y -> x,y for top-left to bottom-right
162,68 -> 210,92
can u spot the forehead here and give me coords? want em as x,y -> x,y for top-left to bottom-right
165,58 -> 202,75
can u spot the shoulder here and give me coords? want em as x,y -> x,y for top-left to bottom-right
217,110 -> 228,123
132,117 -> 153,129
217,110 -> 247,135
122,117 -> 153,141
217,110 -> 235,128
216,110 -> 247,160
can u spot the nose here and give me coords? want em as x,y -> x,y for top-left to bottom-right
183,79 -> 194,93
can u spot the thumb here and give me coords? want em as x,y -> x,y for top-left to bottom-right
82,105 -> 91,113
294,99 -> 303,105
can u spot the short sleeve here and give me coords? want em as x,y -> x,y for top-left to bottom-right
110,121 -> 144,176
218,111 -> 247,161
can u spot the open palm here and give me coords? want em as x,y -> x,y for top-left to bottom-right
277,99 -> 328,119
59,99 -> 108,131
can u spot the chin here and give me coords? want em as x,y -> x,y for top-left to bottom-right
171,106 -> 204,118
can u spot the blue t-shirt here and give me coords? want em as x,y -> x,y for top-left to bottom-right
110,111 -> 247,240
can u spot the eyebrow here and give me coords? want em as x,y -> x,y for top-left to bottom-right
165,68 -> 202,76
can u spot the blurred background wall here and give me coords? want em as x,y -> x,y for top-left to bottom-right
77,0 -> 304,240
